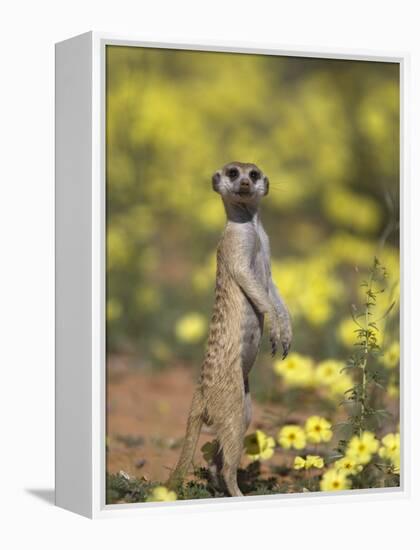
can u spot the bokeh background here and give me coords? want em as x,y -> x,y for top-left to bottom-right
105,46 -> 400,493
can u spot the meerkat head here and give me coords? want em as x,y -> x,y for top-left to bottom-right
212,161 -> 269,204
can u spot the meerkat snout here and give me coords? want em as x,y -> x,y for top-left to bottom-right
239,177 -> 251,194
212,161 -> 269,202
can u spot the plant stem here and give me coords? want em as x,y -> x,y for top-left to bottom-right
359,264 -> 376,435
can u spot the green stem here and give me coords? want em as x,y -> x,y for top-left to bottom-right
359,265 -> 375,435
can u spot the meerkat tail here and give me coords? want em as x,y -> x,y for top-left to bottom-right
167,392 -> 204,490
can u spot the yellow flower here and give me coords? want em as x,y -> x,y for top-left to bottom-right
304,300 -> 333,326
305,455 -> 325,469
135,286 -> 161,312
387,382 -> 399,398
337,317 -> 359,348
334,456 -> 363,476
201,439 -> 218,463
293,456 -> 306,470
106,298 -> 122,322
378,433 -> 400,471
314,360 -> 344,386
328,373 -> 354,397
175,312 -> 207,343
273,353 -> 315,387
151,339 -> 171,362
381,342 -> 400,369
294,455 -> 324,470
337,317 -> 383,349
325,232 -> 376,269
346,431 -> 379,465
320,468 -> 351,491
305,416 -> 333,444
244,430 -> 275,461
313,359 -> 354,401
322,188 -> 381,233
192,254 -> 217,292
278,425 -> 306,450
271,257 -> 343,327
147,486 -> 177,502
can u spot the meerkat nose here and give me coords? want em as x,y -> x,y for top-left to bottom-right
240,178 -> 251,190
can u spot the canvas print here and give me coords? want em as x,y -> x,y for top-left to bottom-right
105,46 -> 400,504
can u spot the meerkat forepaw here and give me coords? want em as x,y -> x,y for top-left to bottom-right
281,340 -> 291,359
269,325 -> 281,357
271,338 -> 278,357
268,313 -> 281,356
278,317 -> 292,360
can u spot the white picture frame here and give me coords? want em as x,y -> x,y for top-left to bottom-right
55,31 -> 409,519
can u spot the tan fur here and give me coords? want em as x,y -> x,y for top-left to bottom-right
167,162 -> 292,497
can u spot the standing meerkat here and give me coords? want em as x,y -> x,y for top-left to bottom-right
167,161 -> 292,497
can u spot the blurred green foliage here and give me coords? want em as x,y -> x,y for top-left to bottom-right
106,46 -> 399,378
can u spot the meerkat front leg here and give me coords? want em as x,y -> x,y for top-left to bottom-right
234,267 -> 281,355
269,281 -> 292,358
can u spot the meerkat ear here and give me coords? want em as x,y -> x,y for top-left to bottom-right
212,171 -> 221,192
264,176 -> 270,196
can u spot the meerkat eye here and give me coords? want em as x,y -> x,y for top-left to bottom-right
227,167 -> 239,180
249,170 -> 260,181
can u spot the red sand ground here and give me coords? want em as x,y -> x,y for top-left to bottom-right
106,358 -> 399,485
106,361 -> 285,483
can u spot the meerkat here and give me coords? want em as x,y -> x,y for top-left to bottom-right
167,161 -> 292,497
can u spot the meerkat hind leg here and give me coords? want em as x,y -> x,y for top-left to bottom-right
208,442 -> 225,493
217,414 -> 246,497
167,390 -> 203,490
244,377 -> 252,430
